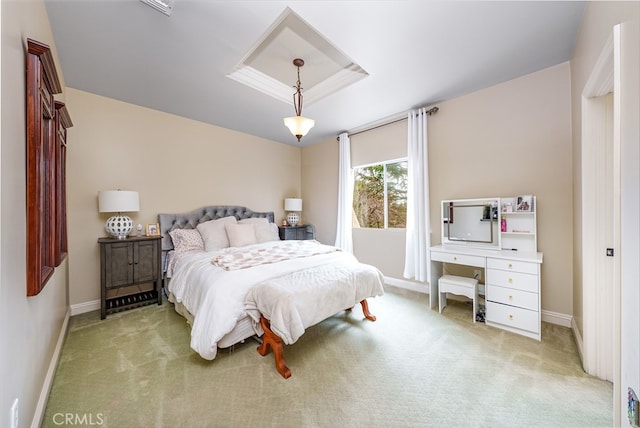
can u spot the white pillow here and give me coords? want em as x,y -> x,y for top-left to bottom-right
225,223 -> 257,247
196,216 -> 237,251
255,222 -> 279,243
168,228 -> 204,253
239,218 -> 279,243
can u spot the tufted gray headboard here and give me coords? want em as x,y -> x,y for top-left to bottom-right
158,205 -> 275,276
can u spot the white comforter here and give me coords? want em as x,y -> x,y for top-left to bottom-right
245,258 -> 385,345
167,240 -> 384,360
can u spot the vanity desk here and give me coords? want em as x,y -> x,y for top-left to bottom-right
429,245 -> 543,340
431,197 -> 543,340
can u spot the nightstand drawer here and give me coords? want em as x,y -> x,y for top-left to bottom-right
278,225 -> 314,240
430,251 -> 484,268
486,301 -> 539,333
486,268 -> 538,293
486,258 -> 538,275
486,284 -> 538,311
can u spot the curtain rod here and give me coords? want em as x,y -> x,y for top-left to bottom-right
337,106 -> 439,141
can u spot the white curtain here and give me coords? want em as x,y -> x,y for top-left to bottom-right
403,108 -> 430,282
334,132 -> 353,253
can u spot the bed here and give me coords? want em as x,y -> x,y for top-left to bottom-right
159,205 -> 384,377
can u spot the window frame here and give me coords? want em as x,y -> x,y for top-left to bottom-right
26,39 -> 66,296
55,101 -> 72,265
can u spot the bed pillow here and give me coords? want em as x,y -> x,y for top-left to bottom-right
225,223 -> 258,247
197,216 -> 237,251
168,228 -> 205,253
239,218 -> 280,243
256,222 -> 280,243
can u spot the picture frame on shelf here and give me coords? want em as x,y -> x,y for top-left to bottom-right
516,195 -> 533,212
146,223 -> 160,236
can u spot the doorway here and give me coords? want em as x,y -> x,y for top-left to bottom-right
581,22 -> 640,426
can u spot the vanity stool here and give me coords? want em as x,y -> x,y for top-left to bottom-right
439,275 -> 479,323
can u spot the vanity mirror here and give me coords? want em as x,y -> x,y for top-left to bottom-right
441,198 -> 500,249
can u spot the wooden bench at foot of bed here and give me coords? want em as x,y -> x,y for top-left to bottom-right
256,299 -> 377,379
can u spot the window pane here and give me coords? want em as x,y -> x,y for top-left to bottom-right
352,160 -> 407,229
353,165 -> 384,228
387,161 -> 407,228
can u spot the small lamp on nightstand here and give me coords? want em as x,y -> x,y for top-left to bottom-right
98,190 -> 140,239
284,198 -> 302,227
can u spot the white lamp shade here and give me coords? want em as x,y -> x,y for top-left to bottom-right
98,190 -> 140,213
284,198 -> 302,211
283,116 -> 315,138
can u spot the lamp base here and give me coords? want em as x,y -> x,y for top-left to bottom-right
106,215 -> 134,239
286,212 -> 300,227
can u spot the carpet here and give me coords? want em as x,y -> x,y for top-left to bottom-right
42,286 -> 612,427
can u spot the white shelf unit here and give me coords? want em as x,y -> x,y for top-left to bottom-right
499,196 -> 537,253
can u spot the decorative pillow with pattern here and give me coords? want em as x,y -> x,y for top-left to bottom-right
169,228 -> 205,253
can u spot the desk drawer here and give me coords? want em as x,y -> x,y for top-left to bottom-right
486,258 -> 538,275
486,269 -> 538,293
486,284 -> 538,311
430,251 -> 484,268
486,301 -> 539,334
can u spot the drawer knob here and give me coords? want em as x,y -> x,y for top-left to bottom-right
508,278 -> 513,283
508,295 -> 513,300
509,314 -> 513,320
453,256 -> 457,261
508,263 -> 513,269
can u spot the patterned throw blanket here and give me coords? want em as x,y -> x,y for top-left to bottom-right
211,240 -> 339,271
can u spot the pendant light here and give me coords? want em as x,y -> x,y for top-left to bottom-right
283,58 -> 315,142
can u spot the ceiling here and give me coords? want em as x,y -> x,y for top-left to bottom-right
44,1 -> 585,147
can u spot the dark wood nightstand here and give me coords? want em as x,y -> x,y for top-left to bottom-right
98,235 -> 162,319
278,224 -> 315,241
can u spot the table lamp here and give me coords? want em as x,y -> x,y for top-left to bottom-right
98,190 -> 140,239
284,198 -> 302,227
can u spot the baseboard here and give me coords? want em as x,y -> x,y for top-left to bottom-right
541,309 -> 572,327
384,276 -> 429,294
386,279 -> 572,329
571,316 -> 585,363
70,299 -> 100,315
31,308 -> 70,428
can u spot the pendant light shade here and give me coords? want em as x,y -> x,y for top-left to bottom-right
283,116 -> 315,141
284,58 -> 314,142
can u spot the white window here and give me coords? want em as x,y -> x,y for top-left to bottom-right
353,159 -> 408,228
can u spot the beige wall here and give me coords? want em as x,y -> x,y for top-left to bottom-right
1,1 -> 70,426
300,138 -> 338,245
430,62 -> 573,315
569,1 -> 640,340
65,88 -> 301,306
303,62 -> 573,316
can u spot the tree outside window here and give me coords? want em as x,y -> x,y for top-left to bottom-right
353,160 -> 407,228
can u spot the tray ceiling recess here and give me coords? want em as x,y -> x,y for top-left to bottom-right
139,0 -> 175,16
227,8 -> 368,106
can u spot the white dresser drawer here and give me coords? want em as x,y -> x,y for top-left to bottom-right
486,268 -> 538,293
487,257 -> 538,275
486,301 -> 539,334
486,284 -> 538,311
430,251 -> 484,268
